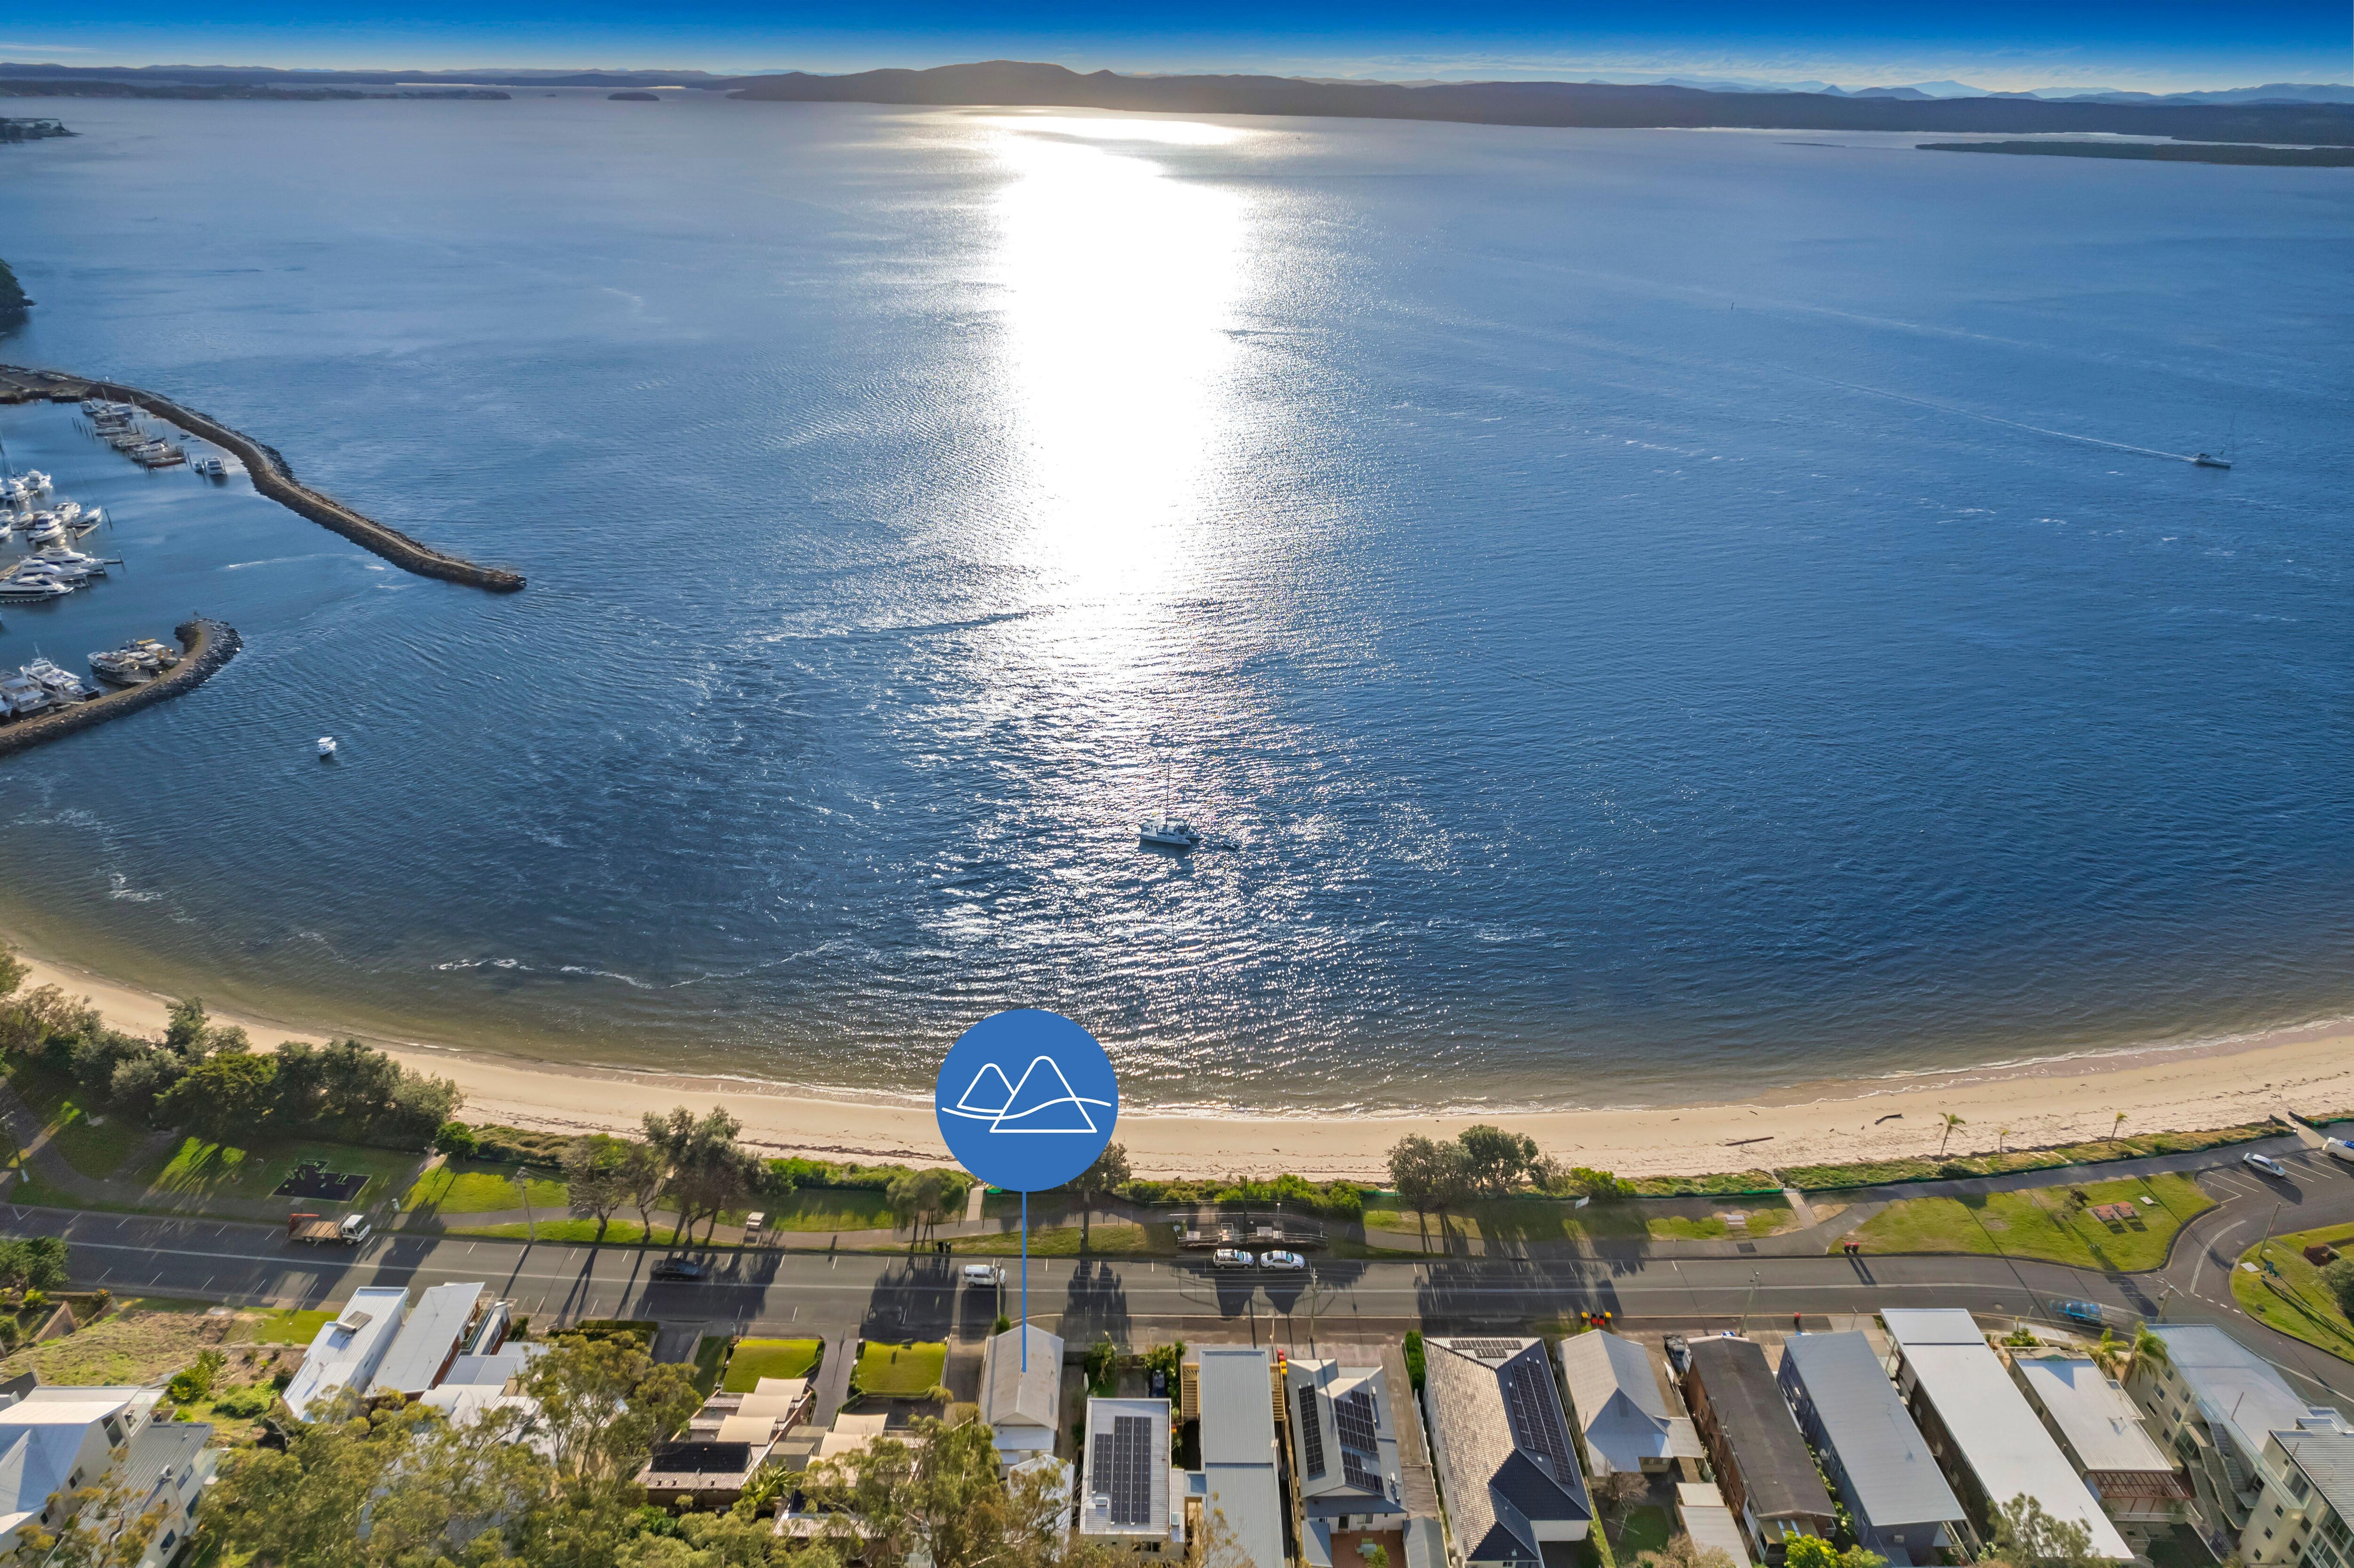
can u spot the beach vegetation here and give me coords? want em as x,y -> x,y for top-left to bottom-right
1847,1173 -> 2209,1270
1774,1123 -> 2274,1191
954,1222 -> 1169,1257
433,1118 -> 477,1158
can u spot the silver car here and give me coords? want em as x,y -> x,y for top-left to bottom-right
1260,1250 -> 1307,1271
1210,1248 -> 1256,1269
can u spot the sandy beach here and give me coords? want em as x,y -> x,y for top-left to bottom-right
9,944 -> 2351,1181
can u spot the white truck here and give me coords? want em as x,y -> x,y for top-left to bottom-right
287,1213 -> 372,1246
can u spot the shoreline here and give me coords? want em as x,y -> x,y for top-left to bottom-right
8,940 -> 2352,1181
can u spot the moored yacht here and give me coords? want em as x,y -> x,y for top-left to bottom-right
0,672 -> 51,717
0,574 -> 72,603
21,658 -> 92,703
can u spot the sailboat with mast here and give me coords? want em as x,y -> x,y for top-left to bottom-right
1138,761 -> 1202,850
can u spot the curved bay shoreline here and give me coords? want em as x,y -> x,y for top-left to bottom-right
6,939 -> 2349,1181
0,362 -> 524,592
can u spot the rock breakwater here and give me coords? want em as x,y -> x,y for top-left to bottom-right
0,619 -> 241,759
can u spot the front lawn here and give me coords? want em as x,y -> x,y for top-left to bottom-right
2232,1222 -> 2354,1363
152,1137 -> 422,1207
8,1065 -> 147,1179
403,1163 -> 568,1216
954,1223 -> 1172,1256
724,1337 -> 824,1391
852,1340 -> 946,1398
1849,1173 -> 2210,1271
1611,1506 -> 1672,1560
764,1190 -> 897,1232
245,1308 -> 337,1345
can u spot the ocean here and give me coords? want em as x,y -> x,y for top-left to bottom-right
0,96 -> 2348,1115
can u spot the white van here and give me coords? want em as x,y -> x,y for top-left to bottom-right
2322,1137 -> 2354,1166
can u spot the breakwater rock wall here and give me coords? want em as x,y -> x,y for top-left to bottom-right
0,619 -> 241,759
0,363 -> 525,592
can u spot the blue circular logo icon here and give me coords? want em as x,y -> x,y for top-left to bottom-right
935,1009 -> 1119,1192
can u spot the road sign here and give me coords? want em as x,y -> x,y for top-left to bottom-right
935,1008 -> 1118,1193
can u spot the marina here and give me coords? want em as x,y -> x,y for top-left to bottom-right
0,618 -> 241,756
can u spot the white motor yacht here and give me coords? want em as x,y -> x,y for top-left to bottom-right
0,576 -> 71,603
0,673 -> 51,717
35,547 -> 109,576
317,736 -> 339,758
24,517 -> 65,547
193,456 -> 226,478
19,471 -> 48,496
22,658 -> 91,702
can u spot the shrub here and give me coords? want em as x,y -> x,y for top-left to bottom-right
1403,1330 -> 1425,1391
2321,1257 -> 2354,1320
434,1120 -> 479,1158
210,1384 -> 276,1418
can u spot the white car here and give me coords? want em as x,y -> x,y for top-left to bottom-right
1259,1250 -> 1307,1271
961,1263 -> 1006,1287
2243,1152 -> 2290,1178
1210,1248 -> 1256,1269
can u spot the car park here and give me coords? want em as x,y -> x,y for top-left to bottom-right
961,1263 -> 1005,1287
650,1257 -> 708,1282
2244,1152 -> 2290,1178
1260,1250 -> 1307,1271
1210,1248 -> 1256,1268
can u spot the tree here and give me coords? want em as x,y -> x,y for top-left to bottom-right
801,1413 -> 1130,1568
622,1138 -> 667,1239
156,1052 -> 278,1145
1938,1112 -> 1967,1157
1458,1125 -> 1539,1197
1068,1142 -> 1131,1246
565,1134 -> 639,1241
524,1330 -> 701,1494
0,947 -> 24,1004
107,1051 -> 184,1120
0,1237 -> 69,1291
19,1474 -> 170,1568
0,983 -> 92,1056
1595,1469 -> 1649,1522
317,1037 -> 403,1125
644,1106 -> 760,1244
271,1040 -> 328,1124
1987,1493 -> 2099,1568
163,997 -> 210,1057
887,1168 -> 963,1249
2320,1256 -> 2354,1320
1786,1539 -> 1885,1568
1387,1134 -> 1472,1248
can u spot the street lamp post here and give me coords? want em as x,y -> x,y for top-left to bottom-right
516,1165 -> 535,1245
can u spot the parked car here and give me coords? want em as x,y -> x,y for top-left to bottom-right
1663,1334 -> 1691,1377
650,1256 -> 709,1282
1260,1250 -> 1307,1271
1210,1248 -> 1256,1269
2244,1151 -> 2290,1178
2322,1138 -> 2354,1166
961,1263 -> 1005,1287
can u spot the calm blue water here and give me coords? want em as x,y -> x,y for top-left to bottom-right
0,98 -> 2348,1114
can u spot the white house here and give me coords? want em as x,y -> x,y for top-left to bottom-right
371,1282 -> 487,1400
0,1386 -> 179,1560
980,1324 -> 1063,1470
282,1286 -> 409,1419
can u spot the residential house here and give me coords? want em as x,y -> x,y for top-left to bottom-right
1558,1332 -> 1701,1479
282,1285 -> 409,1419
1682,1338 -> 1834,1564
0,1387 -> 167,1560
2129,1323 -> 2345,1554
116,1420 -> 219,1568
421,1342 -> 552,1450
2240,1417 -> 2354,1568
1879,1310 -> 2129,1562
2010,1354 -> 2186,1546
1081,1397 -> 1185,1555
1420,1336 -> 1592,1568
1285,1359 -> 1407,1568
981,1324 -> 1064,1472
1193,1346 -> 1287,1568
1778,1331 -> 1964,1566
371,1282 -> 487,1400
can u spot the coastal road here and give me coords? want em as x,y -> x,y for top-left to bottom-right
13,1141 -> 2352,1408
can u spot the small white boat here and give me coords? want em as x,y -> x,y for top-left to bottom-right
1137,761 -> 1203,850
19,471 -> 49,496
193,456 -> 226,478
316,736 -> 338,758
23,518 -> 65,547
2193,452 -> 2233,470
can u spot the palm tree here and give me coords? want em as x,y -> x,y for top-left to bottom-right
1939,1113 -> 1967,1157
2112,1111 -> 2128,1143
1997,1127 -> 2011,1154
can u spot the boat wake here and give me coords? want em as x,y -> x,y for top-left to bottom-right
1806,374 -> 2216,466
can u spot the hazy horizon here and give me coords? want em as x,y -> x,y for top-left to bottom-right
5,0 -> 2349,98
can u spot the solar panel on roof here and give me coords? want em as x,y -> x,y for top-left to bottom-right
1094,1414 -> 1155,1527
1447,1339 -> 1526,1361
1297,1385 -> 1328,1479
1342,1449 -> 1382,1493
1334,1387 -> 1380,1463
1502,1360 -> 1575,1479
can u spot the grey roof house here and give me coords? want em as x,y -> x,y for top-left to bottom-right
1683,1337 -> 1835,1565
2130,1324 -> 2340,1553
1195,1347 -> 1288,1568
1778,1332 -> 1963,1567
1422,1337 -> 1592,1568
1559,1332 -> 1701,1478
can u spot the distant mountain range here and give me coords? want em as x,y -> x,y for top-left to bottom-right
717,61 -> 2354,145
3,58 -> 2349,140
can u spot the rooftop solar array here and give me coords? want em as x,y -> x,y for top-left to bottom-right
1502,1359 -> 1575,1479
1297,1385 -> 1328,1479
1448,1339 -> 1527,1362
1093,1414 -> 1157,1527
1334,1387 -> 1380,1461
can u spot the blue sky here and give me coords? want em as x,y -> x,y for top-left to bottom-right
3,0 -> 2348,92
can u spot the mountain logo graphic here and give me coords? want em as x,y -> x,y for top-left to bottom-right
942,1054 -> 1112,1135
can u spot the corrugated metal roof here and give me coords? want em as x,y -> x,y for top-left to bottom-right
2147,1325 -> 2320,1465
1782,1333 -> 1961,1530
1196,1348 -> 1285,1568
371,1282 -> 484,1397
1687,1338 -> 1832,1522
980,1325 -> 1062,1432
1883,1313 -> 2130,1560
283,1286 -> 409,1417
2280,1428 -> 2354,1522
1677,1481 -> 1754,1566
1561,1333 -> 1701,1476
